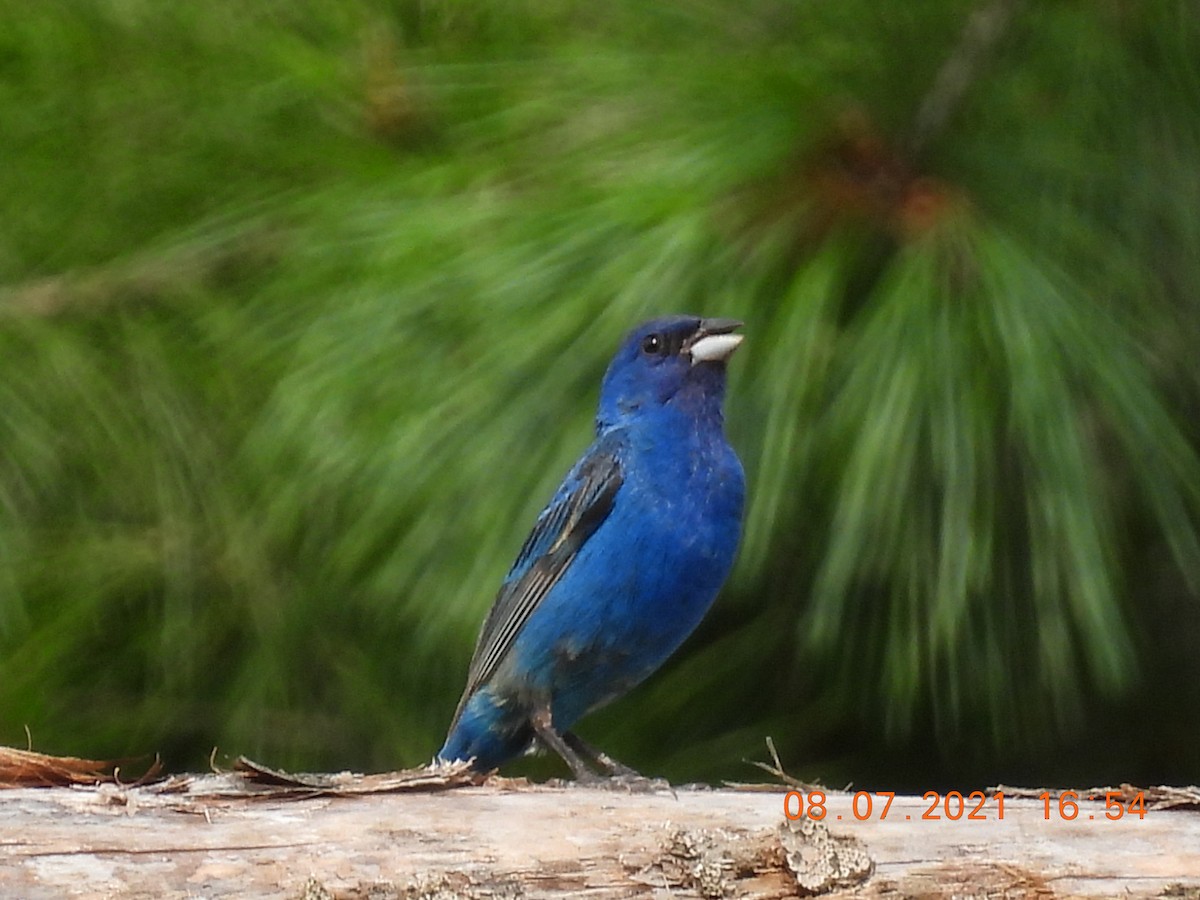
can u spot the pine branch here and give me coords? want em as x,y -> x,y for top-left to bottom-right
908,0 -> 1024,156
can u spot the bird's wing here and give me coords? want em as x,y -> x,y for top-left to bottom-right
450,432 -> 625,725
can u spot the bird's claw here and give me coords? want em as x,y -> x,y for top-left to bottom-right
576,771 -> 673,794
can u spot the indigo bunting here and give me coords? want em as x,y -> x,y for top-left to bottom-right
438,315 -> 745,778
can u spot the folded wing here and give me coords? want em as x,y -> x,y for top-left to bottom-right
449,431 -> 626,727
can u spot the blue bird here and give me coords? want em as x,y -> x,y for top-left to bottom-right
438,315 -> 745,779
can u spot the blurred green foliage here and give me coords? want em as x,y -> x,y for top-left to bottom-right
1,0 -> 1198,787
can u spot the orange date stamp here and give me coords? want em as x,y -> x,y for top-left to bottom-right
783,789 -> 1148,822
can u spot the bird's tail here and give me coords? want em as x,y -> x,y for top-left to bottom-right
437,690 -> 532,772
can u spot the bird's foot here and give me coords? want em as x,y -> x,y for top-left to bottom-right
589,751 -> 641,779
550,769 -> 674,793
562,730 -> 645,778
587,771 -> 674,794
531,711 -> 672,791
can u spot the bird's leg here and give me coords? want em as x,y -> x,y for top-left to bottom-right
529,706 -> 600,782
563,731 -> 641,778
565,731 -> 672,793
530,708 -> 669,791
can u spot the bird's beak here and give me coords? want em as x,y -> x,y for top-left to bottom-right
688,318 -> 744,365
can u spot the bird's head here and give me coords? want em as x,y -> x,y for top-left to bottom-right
597,315 -> 743,429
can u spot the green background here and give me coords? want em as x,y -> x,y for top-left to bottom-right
2,0 -> 1198,790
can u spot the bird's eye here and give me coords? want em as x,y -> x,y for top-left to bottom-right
641,334 -> 663,355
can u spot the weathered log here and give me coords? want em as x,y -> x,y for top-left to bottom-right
2,771 -> 1198,899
